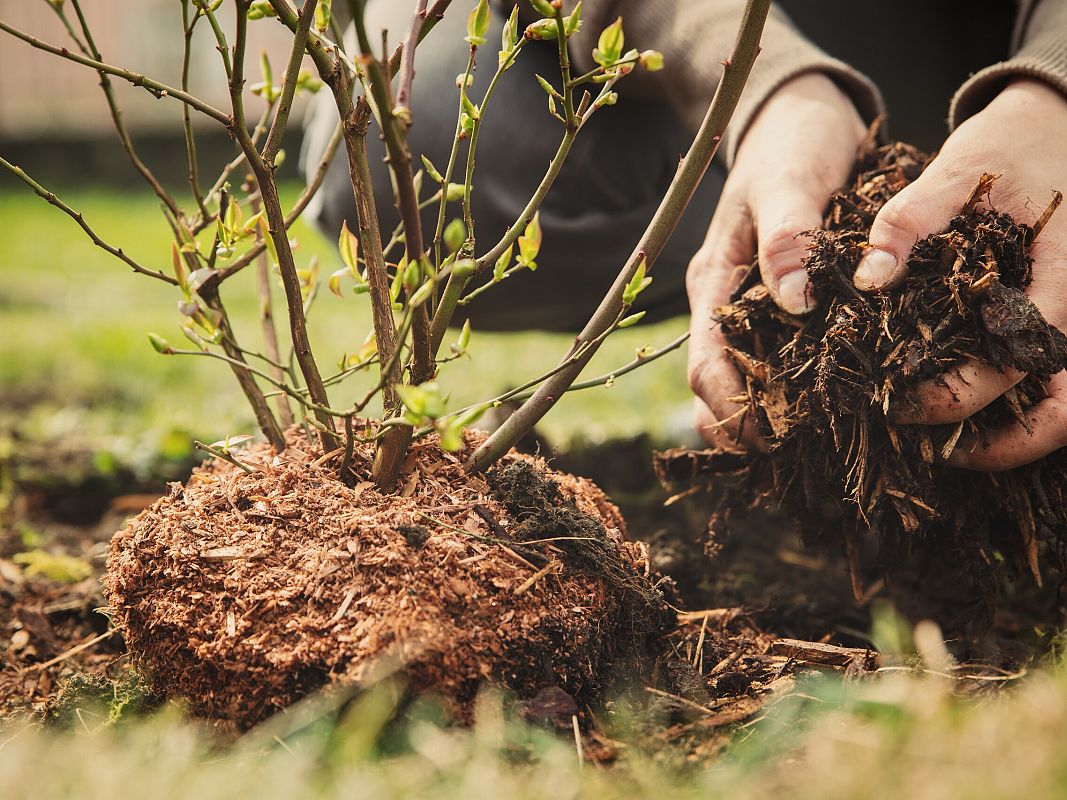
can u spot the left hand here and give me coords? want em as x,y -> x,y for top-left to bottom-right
851,79 -> 1067,470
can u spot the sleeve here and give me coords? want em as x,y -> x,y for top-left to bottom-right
567,0 -> 884,165
950,0 -> 1067,127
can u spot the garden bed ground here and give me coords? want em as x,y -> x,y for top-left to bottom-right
1,428 -> 1044,759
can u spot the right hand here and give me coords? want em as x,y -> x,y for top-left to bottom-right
686,73 -> 867,447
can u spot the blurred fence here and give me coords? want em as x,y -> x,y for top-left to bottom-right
0,0 -> 310,139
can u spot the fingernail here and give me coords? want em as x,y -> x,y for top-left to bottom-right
776,270 -> 814,315
854,248 -> 899,291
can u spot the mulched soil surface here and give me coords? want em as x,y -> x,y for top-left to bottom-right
104,427 -> 675,728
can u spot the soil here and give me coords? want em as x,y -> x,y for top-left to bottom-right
658,139 -> 1067,632
103,426 -> 674,728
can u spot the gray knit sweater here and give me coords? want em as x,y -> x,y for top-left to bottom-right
532,0 -> 1067,163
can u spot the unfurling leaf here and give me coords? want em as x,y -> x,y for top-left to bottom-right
529,0 -> 555,17
147,332 -> 173,354
564,2 -> 583,35
453,318 -> 472,354
592,16 -> 623,67
461,90 -> 480,121
421,155 -> 445,184
593,91 -> 618,108
444,218 -> 467,253
296,69 -> 323,93
517,213 -> 542,270
437,420 -> 464,452
500,5 -> 520,62
314,0 -> 331,33
493,243 -> 513,281
622,257 -> 652,305
338,220 -> 360,274
409,280 -> 434,307
640,49 -> 664,71
465,0 -> 490,46
398,382 -> 446,424
207,434 -> 255,452
618,310 -> 646,328
328,268 -> 348,298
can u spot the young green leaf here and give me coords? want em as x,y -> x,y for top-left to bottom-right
438,420 -> 464,452
517,213 -> 542,270
314,0 -> 331,33
564,2 -> 583,35
452,318 -> 472,354
617,310 -> 646,328
592,16 -> 623,67
622,257 -> 652,304
493,243 -> 513,281
465,0 -> 490,46
500,5 -> 519,62
338,220 -> 359,275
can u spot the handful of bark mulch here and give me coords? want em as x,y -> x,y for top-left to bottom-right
657,141 -> 1067,612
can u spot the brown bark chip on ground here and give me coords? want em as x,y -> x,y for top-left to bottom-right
105,427 -> 673,728
658,140 -> 1067,626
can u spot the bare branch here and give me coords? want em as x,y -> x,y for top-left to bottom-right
0,19 -> 230,125
0,156 -> 177,285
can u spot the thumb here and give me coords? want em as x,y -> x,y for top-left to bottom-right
753,189 -> 825,315
854,168 -> 965,292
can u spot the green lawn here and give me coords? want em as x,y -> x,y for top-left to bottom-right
0,185 -> 691,471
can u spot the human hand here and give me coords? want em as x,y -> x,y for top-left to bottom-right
687,73 -> 867,446
851,79 -> 1067,470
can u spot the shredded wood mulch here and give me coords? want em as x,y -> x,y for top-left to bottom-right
104,427 -> 677,728
657,140 -> 1067,626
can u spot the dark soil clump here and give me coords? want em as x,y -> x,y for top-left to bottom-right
658,140 -> 1067,626
105,427 -> 671,728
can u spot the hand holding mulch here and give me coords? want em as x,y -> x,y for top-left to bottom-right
658,139 -> 1067,616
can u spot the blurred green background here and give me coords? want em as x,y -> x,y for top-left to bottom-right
0,184 -> 692,476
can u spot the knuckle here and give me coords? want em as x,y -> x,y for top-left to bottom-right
759,222 -> 811,277
872,196 -> 926,248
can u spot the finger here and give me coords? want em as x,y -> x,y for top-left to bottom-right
947,371 -> 1067,470
854,164 -> 973,292
751,186 -> 825,315
889,360 -> 1024,424
891,236 -> 1066,425
687,202 -> 765,449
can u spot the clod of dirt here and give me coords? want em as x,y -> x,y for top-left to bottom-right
657,140 -> 1067,624
105,427 -> 671,728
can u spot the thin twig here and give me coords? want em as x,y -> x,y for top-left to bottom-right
466,0 -> 772,472
0,157 -> 176,285
0,20 -> 229,124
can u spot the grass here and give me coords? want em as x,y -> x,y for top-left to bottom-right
0,186 -> 692,473
3,657 -> 1067,800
